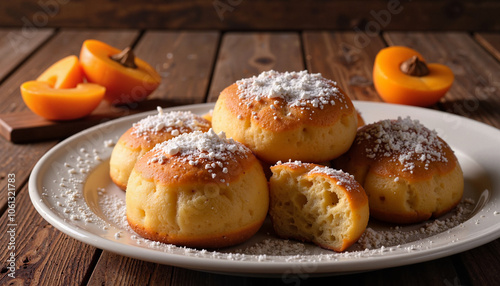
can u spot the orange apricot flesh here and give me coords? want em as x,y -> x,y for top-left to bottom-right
36,55 -> 84,89
373,46 -> 454,107
21,81 -> 105,121
79,40 -> 161,105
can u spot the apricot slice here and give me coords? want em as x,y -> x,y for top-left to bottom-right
373,46 -> 454,107
21,81 -> 105,120
79,40 -> 161,105
36,55 -> 84,89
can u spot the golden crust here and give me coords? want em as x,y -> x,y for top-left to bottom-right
218,83 -> 356,132
335,143 -> 458,184
363,165 -> 464,224
337,123 -> 458,182
333,120 -> 464,224
109,115 -> 211,190
128,215 -> 265,249
212,83 -> 358,163
126,149 -> 269,249
133,145 -> 256,186
356,109 -> 365,128
109,138 -> 147,191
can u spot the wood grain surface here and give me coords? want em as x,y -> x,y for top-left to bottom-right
0,29 -> 54,82
134,31 -> 220,106
0,31 -> 221,143
0,30 -> 140,286
0,29 -> 499,286
384,32 -> 500,128
303,31 -> 385,102
475,33 -> 500,62
207,32 -> 304,102
2,1 -> 500,31
0,30 -> 139,208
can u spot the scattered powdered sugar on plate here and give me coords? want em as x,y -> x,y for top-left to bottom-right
94,177 -> 477,261
235,239 -> 311,256
357,199 -> 475,249
95,191 -> 392,260
38,105 -> 497,266
100,193 -> 128,230
358,116 -> 449,173
43,145 -> 117,230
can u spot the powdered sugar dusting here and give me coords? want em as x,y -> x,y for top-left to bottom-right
309,165 -> 360,192
273,161 -> 361,193
96,190 -> 477,260
147,129 -> 250,181
236,70 -> 348,117
358,199 -> 475,249
359,116 -> 449,173
234,239 -> 312,256
130,108 -> 210,140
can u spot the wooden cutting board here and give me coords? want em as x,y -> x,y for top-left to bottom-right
0,99 -> 168,143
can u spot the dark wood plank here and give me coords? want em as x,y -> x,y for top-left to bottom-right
88,252 -> 174,285
302,31 -> 386,102
207,32 -> 304,102
135,31 -> 219,106
0,30 -> 140,286
169,255 -> 463,286
0,31 -> 220,143
0,30 -> 139,208
0,30 -> 139,115
0,103 -> 144,143
384,32 -> 500,128
356,257 -> 468,286
0,184 -> 98,285
170,267 -> 358,286
1,0 -> 500,31
0,28 -> 54,82
458,240 -> 500,286
474,33 -> 500,62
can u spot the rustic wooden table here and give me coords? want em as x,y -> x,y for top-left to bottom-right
0,29 -> 499,285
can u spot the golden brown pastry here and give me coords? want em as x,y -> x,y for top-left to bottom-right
356,109 -> 365,128
109,108 -> 210,190
334,116 -> 464,224
126,129 -> 269,248
211,70 -> 358,163
269,161 -> 369,252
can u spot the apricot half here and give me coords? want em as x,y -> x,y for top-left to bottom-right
373,46 -> 454,107
79,40 -> 161,105
36,55 -> 83,89
21,81 -> 105,120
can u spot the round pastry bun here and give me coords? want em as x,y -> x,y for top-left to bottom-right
109,108 -> 210,190
126,129 -> 269,248
269,161 -> 369,252
334,116 -> 464,224
211,70 -> 358,163
356,109 -> 365,128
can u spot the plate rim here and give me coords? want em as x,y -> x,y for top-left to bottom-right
28,101 -> 500,276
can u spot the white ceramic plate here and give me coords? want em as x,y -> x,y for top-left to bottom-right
29,101 -> 500,277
